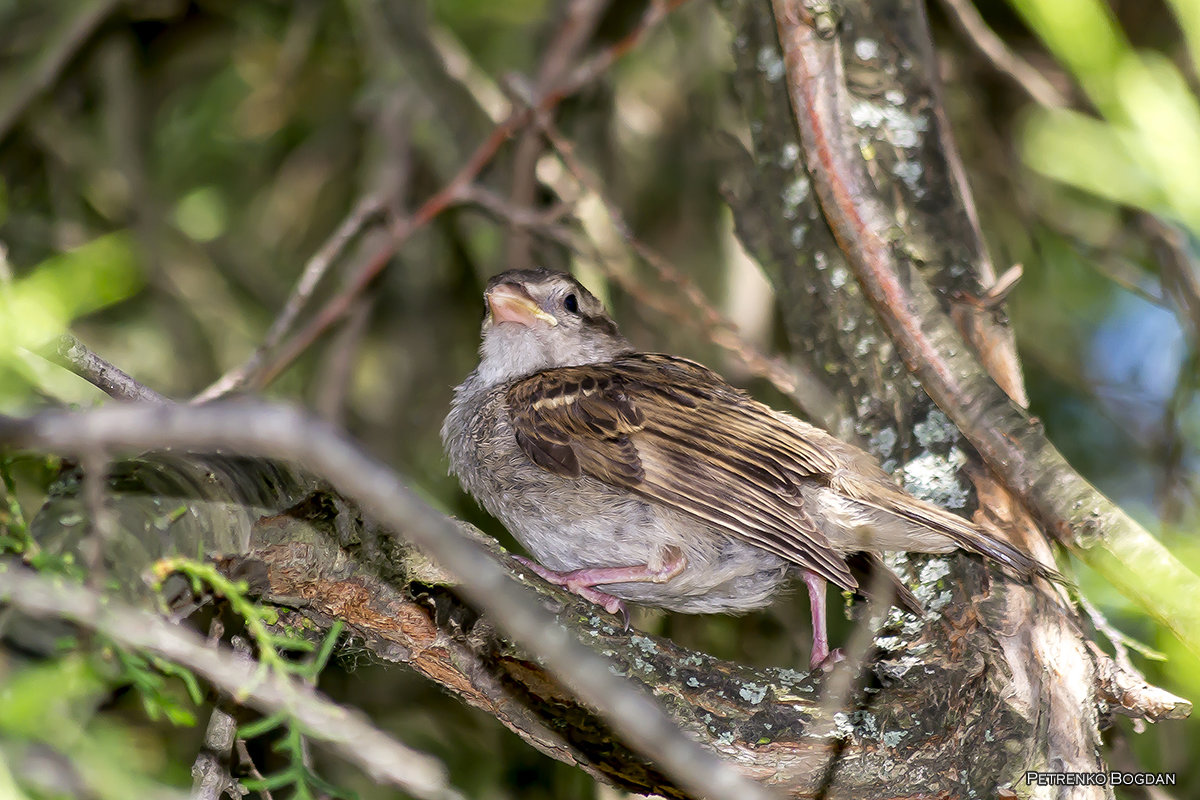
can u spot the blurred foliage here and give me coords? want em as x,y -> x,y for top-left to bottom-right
0,0 -> 1199,797
0,232 -> 142,407
1013,0 -> 1200,228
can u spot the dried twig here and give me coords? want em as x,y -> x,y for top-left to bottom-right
313,295 -> 374,424
458,185 -> 575,248
936,0 -> 1066,109
939,0 -> 1200,348
255,0 -> 694,390
506,0 -> 610,268
193,193 -> 388,402
1087,642 -> 1192,724
191,620 -> 245,800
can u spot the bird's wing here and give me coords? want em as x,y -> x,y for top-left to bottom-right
505,353 -> 857,590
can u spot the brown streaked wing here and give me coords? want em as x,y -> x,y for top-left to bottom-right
504,354 -> 858,590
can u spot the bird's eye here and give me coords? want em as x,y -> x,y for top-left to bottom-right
563,293 -> 579,313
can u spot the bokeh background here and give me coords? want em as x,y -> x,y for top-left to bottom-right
2,0 -> 1199,796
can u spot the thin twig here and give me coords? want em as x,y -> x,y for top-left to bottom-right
193,193 -> 388,402
255,0 -> 694,390
192,618 -> 245,800
556,0 -> 691,101
938,0 -> 1200,348
41,335 -> 169,403
811,575 -> 894,797
1143,215 -> 1200,344
80,450 -> 115,586
506,0 -> 610,268
936,0 -> 1066,109
313,295 -> 374,425
458,184 -> 575,248
0,403 -> 778,800
236,740 -> 273,800
0,560 -> 463,800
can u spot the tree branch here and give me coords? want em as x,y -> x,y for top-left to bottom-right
37,334 -> 168,403
10,401 -> 1183,796
769,0 -> 1200,660
192,193 -> 388,403
0,402 -> 776,800
254,0 -> 693,391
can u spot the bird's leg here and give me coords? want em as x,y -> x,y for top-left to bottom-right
803,571 -> 844,670
513,551 -> 687,627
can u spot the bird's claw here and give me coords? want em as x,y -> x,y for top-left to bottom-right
818,647 -> 845,672
513,555 -> 629,625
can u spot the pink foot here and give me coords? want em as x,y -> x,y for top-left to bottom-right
813,648 -> 846,672
515,556 -> 628,618
513,552 -> 687,628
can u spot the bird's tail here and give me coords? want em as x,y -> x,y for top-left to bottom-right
845,552 -> 924,616
868,490 -> 1065,583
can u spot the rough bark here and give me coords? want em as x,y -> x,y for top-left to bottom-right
721,0 -> 1189,796
26,456 -> 1184,800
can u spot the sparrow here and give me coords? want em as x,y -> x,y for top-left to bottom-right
442,268 -> 1056,668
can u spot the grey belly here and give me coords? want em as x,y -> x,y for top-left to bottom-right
484,466 -> 793,614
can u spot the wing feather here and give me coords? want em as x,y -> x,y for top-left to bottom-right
506,353 -> 857,590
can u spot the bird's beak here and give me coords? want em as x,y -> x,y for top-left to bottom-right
486,283 -> 559,328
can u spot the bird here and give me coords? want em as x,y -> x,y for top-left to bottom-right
442,268 -> 1057,668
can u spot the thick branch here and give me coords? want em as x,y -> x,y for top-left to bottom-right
0,402 -> 774,800
769,0 -> 1200,660
12,401 -> 1175,796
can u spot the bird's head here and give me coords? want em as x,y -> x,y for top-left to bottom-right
474,269 -> 630,386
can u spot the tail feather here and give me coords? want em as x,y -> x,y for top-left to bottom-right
845,551 -> 924,616
861,491 -> 1065,584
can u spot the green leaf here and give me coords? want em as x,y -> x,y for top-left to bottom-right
238,712 -> 287,739
0,232 -> 142,352
0,232 -> 143,408
0,656 -> 107,739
